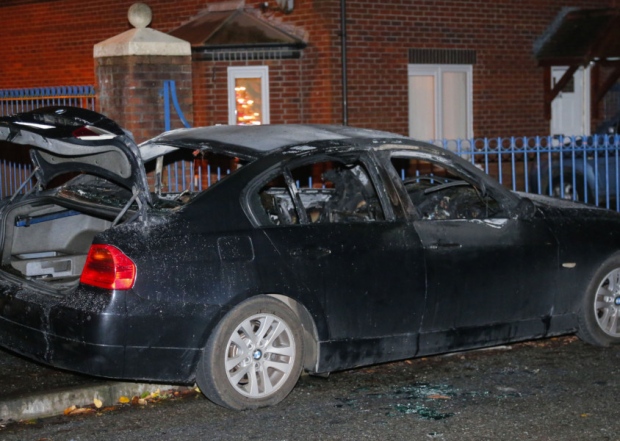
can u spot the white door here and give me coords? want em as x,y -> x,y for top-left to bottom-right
551,66 -> 590,137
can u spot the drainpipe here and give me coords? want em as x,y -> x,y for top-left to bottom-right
341,0 -> 348,126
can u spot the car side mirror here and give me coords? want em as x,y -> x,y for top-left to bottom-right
515,197 -> 536,220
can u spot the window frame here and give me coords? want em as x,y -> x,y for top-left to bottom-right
407,64 -> 473,141
246,151 -> 395,228
227,66 -> 270,126
386,149 -> 518,222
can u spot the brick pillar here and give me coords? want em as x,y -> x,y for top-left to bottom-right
93,3 -> 193,143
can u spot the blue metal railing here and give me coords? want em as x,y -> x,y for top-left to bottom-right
0,85 -> 96,116
154,162 -> 232,195
0,85 -> 96,198
3,131 -> 620,210
2,82 -> 620,210
438,134 -> 620,210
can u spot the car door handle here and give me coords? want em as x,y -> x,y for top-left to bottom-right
289,246 -> 332,259
428,242 -> 462,250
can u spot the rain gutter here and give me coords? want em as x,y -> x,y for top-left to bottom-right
341,0 -> 348,126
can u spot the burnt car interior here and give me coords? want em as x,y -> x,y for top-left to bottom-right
259,158 -> 385,225
391,156 -> 502,220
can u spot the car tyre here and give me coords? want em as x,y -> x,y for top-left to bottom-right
550,174 -> 583,201
196,295 -> 304,410
577,256 -> 620,346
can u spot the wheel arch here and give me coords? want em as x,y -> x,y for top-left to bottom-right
190,292 -> 323,381
267,293 -> 320,373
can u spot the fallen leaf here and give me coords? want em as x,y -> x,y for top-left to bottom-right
138,398 -> 147,405
427,394 -> 451,400
68,407 -> 95,416
93,398 -> 103,409
118,396 -> 130,404
63,405 -> 76,416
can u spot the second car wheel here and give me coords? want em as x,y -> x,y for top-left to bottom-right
549,174 -> 592,203
196,295 -> 304,410
551,175 -> 581,201
577,255 -> 620,347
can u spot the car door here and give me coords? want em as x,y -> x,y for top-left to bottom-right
387,149 -> 560,354
246,150 -> 427,371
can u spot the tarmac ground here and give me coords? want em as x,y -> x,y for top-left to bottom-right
1,335 -> 619,440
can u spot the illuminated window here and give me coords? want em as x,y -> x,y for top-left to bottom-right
227,66 -> 270,125
408,64 -> 472,141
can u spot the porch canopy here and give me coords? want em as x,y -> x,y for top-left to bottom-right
169,7 -> 306,59
535,8 -> 620,119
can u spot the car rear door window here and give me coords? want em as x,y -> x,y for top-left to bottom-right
258,159 -> 385,226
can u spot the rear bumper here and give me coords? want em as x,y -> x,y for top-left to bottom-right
0,281 -> 211,383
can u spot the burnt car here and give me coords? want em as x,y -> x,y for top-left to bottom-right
1,107 -> 620,410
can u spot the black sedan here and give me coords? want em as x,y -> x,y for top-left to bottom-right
0,107 -> 619,410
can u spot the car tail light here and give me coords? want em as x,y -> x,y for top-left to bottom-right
80,245 -> 136,290
72,125 -> 116,140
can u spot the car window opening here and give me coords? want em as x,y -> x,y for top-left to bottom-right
259,159 -> 385,226
145,149 -> 247,206
392,157 -> 501,220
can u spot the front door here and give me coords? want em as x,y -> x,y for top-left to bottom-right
388,151 -> 559,355
414,217 -> 558,353
551,66 -> 590,137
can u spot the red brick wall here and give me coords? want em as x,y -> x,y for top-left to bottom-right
0,0 -> 207,87
1,0 -> 619,137
189,0 -> 344,127
340,0 -> 619,136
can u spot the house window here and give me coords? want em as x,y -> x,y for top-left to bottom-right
408,64 -> 473,141
227,66 -> 270,125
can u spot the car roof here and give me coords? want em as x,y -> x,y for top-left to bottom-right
140,124 -> 409,160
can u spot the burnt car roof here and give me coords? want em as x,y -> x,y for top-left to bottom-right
140,124 -> 409,161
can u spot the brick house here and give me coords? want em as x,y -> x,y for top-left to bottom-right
1,0 -> 619,143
